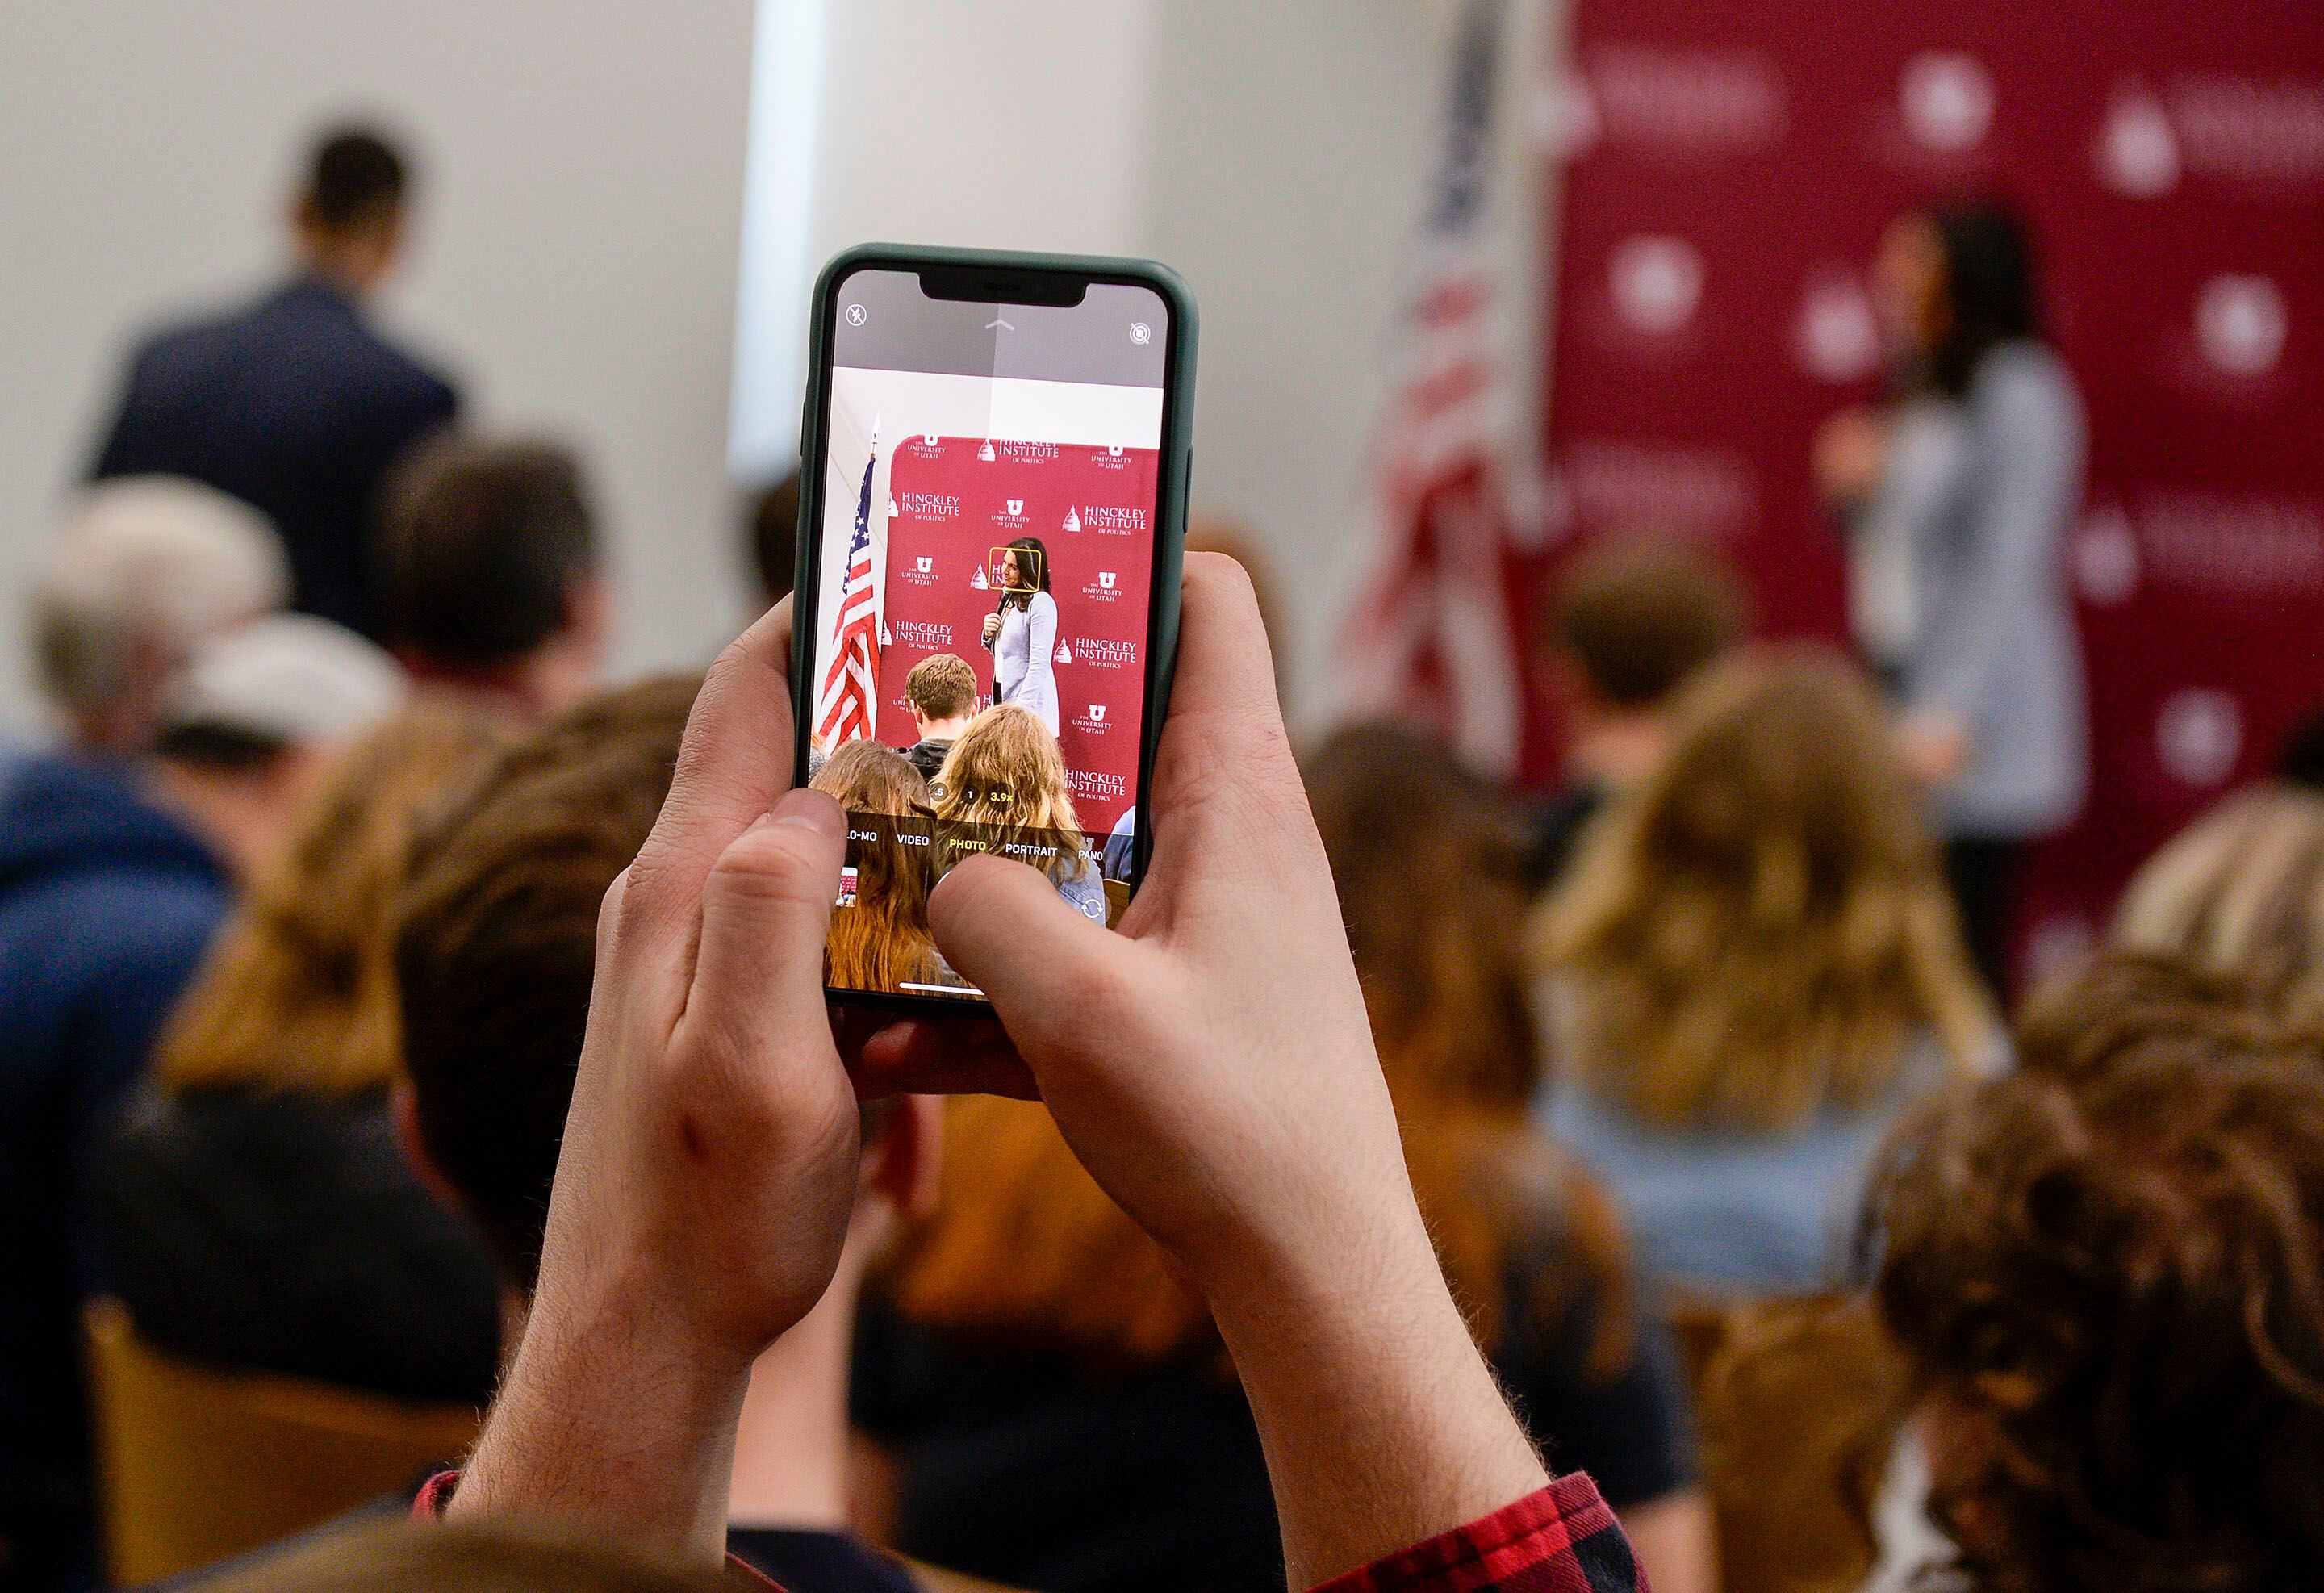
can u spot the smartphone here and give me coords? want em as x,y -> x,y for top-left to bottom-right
791,245 -> 1196,1013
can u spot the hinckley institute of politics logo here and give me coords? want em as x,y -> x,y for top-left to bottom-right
993,441 -> 1061,466
899,554 -> 941,589
1079,569 -> 1125,604
1078,504 -> 1150,537
889,618 -> 955,650
1072,637 -> 1140,671
896,490 -> 961,522
1068,767 -> 1129,803
1071,700 -> 1114,736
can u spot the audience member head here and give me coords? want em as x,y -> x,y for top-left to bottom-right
1543,537 -> 1746,789
1306,721 -> 1630,1365
1867,953 -> 2324,1591
1878,199 -> 2041,397
746,469 -> 800,608
155,701 -> 510,1098
290,124 -> 413,295
1538,648 -> 1990,1131
2111,785 -> 2324,1026
33,477 -> 289,753
145,613 -> 408,880
904,652 -> 979,742
378,436 -> 608,716
187,1516 -> 729,1593
809,739 -> 936,991
933,704 -> 1085,882
395,679 -> 934,1294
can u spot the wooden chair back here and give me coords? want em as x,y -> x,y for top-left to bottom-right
82,1298 -> 480,1585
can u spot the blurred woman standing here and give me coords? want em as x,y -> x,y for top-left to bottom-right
1536,650 -> 1993,1296
1816,201 -> 2087,995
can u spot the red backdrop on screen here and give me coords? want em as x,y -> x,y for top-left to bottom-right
1532,0 -> 2324,979
877,436 -> 1159,837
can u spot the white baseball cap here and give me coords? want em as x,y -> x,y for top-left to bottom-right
161,613 -> 408,747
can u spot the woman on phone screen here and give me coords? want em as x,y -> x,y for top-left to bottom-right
980,537 -> 1060,735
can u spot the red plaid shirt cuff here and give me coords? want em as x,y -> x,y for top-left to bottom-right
416,1468 -> 1636,1593
1310,1474 -> 1640,1593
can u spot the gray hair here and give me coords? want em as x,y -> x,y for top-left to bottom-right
33,477 -> 290,714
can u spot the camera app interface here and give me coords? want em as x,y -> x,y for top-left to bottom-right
808,270 -> 1168,999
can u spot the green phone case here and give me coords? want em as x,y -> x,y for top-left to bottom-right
790,244 -> 1199,1015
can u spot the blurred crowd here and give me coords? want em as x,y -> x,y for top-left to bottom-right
3,123 -> 2322,1593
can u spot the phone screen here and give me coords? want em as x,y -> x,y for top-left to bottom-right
805,267 -> 1172,1001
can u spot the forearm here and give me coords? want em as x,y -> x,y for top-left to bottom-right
1206,1209 -> 1549,1589
448,1290 -> 753,1561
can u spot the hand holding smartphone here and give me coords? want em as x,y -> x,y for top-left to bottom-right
790,246 -> 1196,1014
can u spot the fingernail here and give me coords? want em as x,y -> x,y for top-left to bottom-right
770,785 -> 845,839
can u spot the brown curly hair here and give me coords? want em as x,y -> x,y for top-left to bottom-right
1867,952 -> 2324,1592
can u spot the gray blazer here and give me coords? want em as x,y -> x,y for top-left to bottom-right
1897,342 -> 2088,840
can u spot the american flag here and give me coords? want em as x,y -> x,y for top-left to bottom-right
816,446 -> 881,744
1335,0 -> 1534,776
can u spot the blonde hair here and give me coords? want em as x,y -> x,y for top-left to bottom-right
2111,784 -> 2324,1022
157,702 -> 512,1094
809,739 -> 937,992
933,704 -> 1086,884
1536,649 -> 1989,1131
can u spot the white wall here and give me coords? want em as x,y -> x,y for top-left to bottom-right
0,0 -> 1544,733
1144,0 -> 1480,724
0,0 -> 759,730
779,0 -> 1491,725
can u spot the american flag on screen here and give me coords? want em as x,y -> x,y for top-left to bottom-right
816,447 -> 880,744
1336,0 -> 1534,775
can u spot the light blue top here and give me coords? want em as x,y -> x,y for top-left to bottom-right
987,591 -> 1060,735
1889,343 -> 2088,840
1540,1034 -> 1947,1295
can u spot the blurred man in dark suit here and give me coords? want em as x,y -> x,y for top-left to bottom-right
89,124 -> 459,641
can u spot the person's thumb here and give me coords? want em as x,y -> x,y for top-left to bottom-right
930,851 -> 1126,1058
690,787 -> 847,1067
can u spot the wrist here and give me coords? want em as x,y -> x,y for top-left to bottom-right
451,1275 -> 755,1559
1198,1198 -> 1549,1587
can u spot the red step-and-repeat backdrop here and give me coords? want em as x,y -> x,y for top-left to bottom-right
1533,0 -> 2324,978
876,435 -> 1160,838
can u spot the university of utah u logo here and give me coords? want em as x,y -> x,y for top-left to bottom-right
1098,571 -> 1117,590
916,556 -> 932,573
1006,499 -> 1025,516
1088,704 -> 1106,722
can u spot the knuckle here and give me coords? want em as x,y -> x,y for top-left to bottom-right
708,822 -> 830,910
